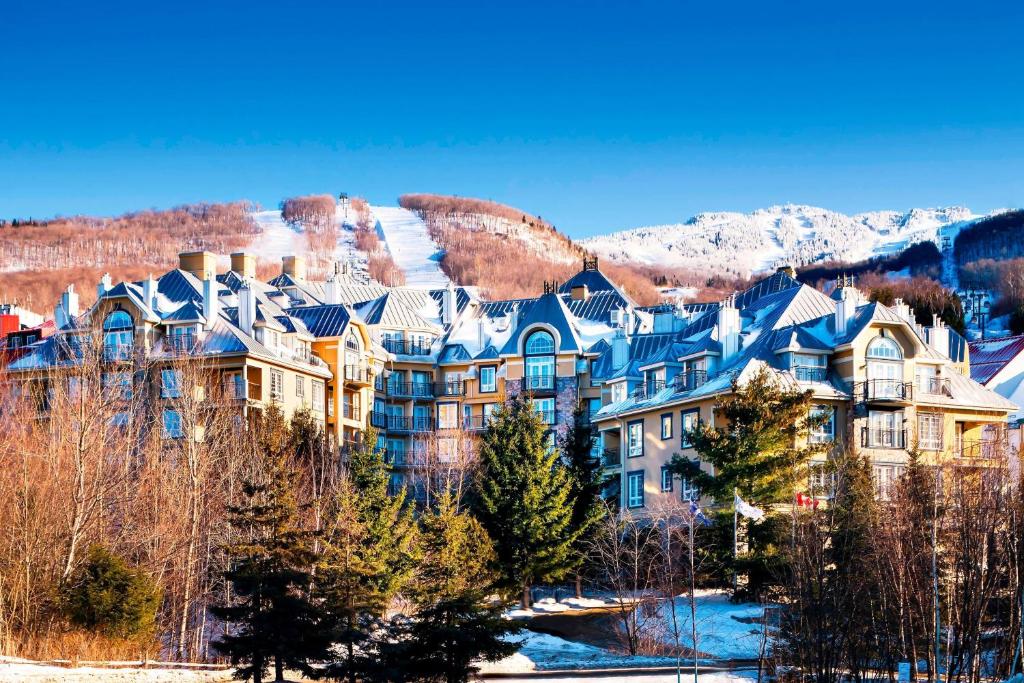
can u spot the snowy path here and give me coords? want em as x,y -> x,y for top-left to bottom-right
372,206 -> 450,289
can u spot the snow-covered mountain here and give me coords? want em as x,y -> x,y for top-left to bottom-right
581,205 -> 991,276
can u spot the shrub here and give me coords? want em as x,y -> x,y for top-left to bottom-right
62,545 -> 161,638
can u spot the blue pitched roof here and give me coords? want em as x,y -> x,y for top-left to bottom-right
439,344 -> 472,364
287,305 -> 352,338
499,292 -> 581,355
162,301 -> 206,323
475,344 -> 499,360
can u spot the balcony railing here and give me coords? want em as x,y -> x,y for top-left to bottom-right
794,366 -> 828,382
344,365 -> 371,383
386,381 -> 434,399
955,438 -> 1006,460
918,376 -> 951,397
103,343 -> 134,362
601,447 -> 621,468
434,380 -> 466,397
369,412 -> 434,433
673,369 -> 709,392
523,374 -> 555,392
168,333 -> 197,354
382,338 -> 432,356
462,415 -> 493,431
385,448 -> 407,467
861,427 -> 907,449
632,380 -> 666,401
222,380 -> 260,401
342,403 -> 361,421
856,379 -> 914,402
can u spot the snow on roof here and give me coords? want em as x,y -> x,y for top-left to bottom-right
968,334 -> 1024,385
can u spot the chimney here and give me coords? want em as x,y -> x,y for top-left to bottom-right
612,328 -> 629,370
506,303 -> 519,332
203,274 -> 219,330
97,272 -> 112,300
777,264 -> 797,279
178,251 -> 217,280
477,318 -> 486,350
835,287 -> 858,337
324,275 -> 341,305
282,255 -> 306,281
716,296 -> 740,361
238,284 -> 256,336
442,281 -> 456,325
55,285 -> 79,329
892,298 -> 915,325
230,252 -> 256,279
142,274 -> 156,311
571,284 -> 589,301
927,314 -> 950,359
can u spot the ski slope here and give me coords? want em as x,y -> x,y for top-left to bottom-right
248,207 -> 365,277
372,206 -> 450,289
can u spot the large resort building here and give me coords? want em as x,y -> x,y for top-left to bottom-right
5,252 -> 1017,510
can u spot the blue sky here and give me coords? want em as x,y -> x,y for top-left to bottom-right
2,0 -> 1022,237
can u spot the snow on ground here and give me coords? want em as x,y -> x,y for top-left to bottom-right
372,206 -> 450,289
479,630 -> 674,674
249,210 -> 306,264
493,673 -> 756,683
661,590 -> 767,659
506,595 -> 621,619
0,658 -> 233,682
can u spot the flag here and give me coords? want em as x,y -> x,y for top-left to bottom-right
734,492 -> 765,521
795,492 -> 820,509
689,500 -> 713,527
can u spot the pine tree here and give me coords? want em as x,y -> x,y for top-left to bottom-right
212,410 -> 325,683
472,396 -> 576,608
380,492 -> 521,683
669,366 -> 827,506
319,430 -> 419,682
559,406 -> 606,598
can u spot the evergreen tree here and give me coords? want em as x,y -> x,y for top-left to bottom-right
213,409 -> 324,683
669,366 -> 827,506
62,544 -> 161,638
380,492 -> 521,683
319,430 -> 419,682
559,406 -> 606,597
472,396 -> 576,607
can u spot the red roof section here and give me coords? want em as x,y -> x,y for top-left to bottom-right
968,334 -> 1024,385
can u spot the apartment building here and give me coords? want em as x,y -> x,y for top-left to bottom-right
590,268 -> 1016,512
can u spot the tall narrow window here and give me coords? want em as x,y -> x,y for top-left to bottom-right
627,420 -> 644,457
809,405 -> 835,443
866,336 -> 904,398
480,366 -> 497,393
524,330 -> 555,391
627,471 -> 645,508
103,310 -> 134,360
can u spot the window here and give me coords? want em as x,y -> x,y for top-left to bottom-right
412,371 -> 432,395
525,330 -> 555,354
103,310 -> 134,359
588,397 -> 602,418
661,413 -> 673,440
103,372 -> 133,400
661,466 -> 673,492
867,410 -> 903,448
163,409 -> 183,439
611,382 -> 627,403
483,403 -> 497,425
296,376 -> 305,400
680,409 -> 700,449
809,405 -> 835,443
524,330 -> 555,390
867,336 -> 902,360
312,380 -> 324,412
480,366 -> 497,393
269,370 -> 284,401
438,402 -> 459,429
916,365 -> 939,394
627,420 -> 644,458
809,465 -> 836,498
627,471 -> 645,508
918,413 -> 943,451
532,397 -> 555,424
161,369 -> 181,399
793,353 -> 826,382
679,476 -> 699,502
873,464 -> 906,501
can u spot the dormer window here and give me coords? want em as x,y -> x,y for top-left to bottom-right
866,335 -> 904,398
103,310 -> 133,360
524,330 -> 555,391
792,353 -> 826,382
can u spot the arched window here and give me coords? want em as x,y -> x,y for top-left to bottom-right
866,335 -> 904,398
867,336 -> 902,360
525,330 -> 554,355
524,329 -> 555,390
103,310 -> 134,360
344,332 -> 361,374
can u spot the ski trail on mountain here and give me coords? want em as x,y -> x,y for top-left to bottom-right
372,206 -> 450,289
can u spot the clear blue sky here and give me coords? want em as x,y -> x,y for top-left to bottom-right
2,0 -> 1022,237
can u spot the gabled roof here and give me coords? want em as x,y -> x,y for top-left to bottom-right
499,292 -> 582,355
162,301 -> 206,324
968,334 -> 1024,385
439,344 -> 472,364
357,293 -> 438,331
287,305 -> 352,338
475,344 -> 499,361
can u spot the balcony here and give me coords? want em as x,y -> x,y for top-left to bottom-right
673,369 -> 709,393
221,380 -> 261,402
855,379 -> 914,403
523,374 -> 555,392
167,333 -> 198,355
918,376 -> 951,397
344,365 -> 372,384
794,366 -> 828,382
632,381 -> 666,401
103,343 -> 134,362
386,381 -> 434,399
342,403 -> 362,421
370,410 -> 388,429
382,338 -> 432,356
369,412 -> 434,433
434,380 -> 466,397
462,415 -> 493,432
955,438 -> 1006,461
601,447 -> 621,469
861,426 -> 906,449
385,447 -> 407,467
292,348 -> 327,368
